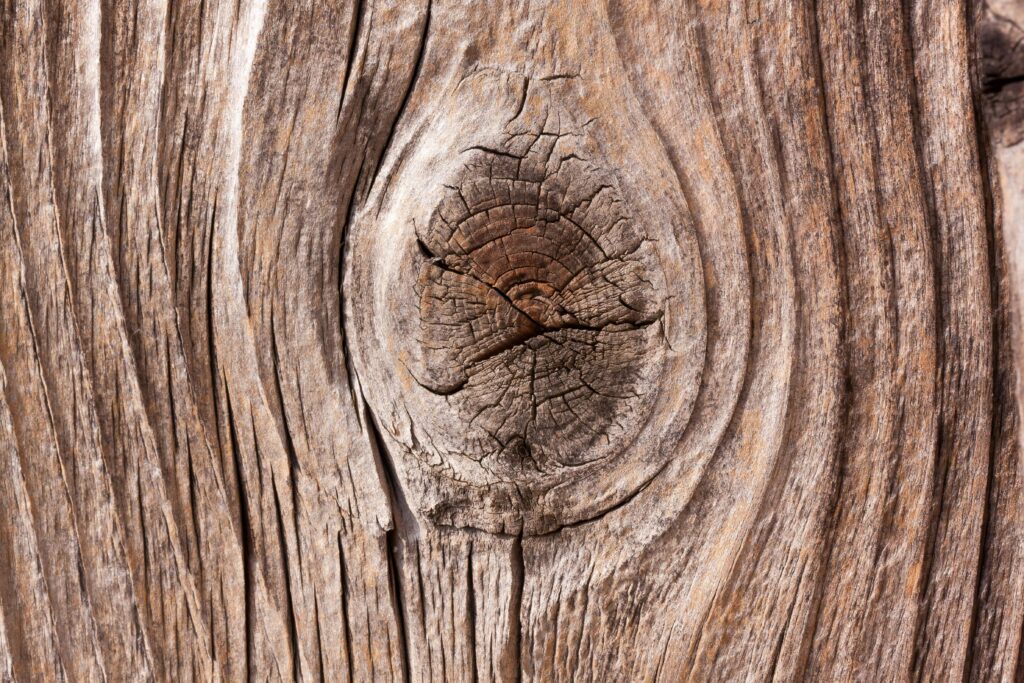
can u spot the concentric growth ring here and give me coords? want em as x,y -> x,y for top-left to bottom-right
415,130 -> 666,482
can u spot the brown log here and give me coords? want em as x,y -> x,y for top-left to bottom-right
0,0 -> 1021,680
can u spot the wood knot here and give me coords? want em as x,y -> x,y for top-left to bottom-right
347,73 -> 705,535
414,131 -> 665,480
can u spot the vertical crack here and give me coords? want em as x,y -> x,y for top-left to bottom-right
224,389 -> 253,681
466,542 -> 479,683
362,396 -> 413,682
336,532 -> 355,683
367,0 -> 432,197
509,533 -> 524,683
271,477 -> 301,682
384,528 -> 411,683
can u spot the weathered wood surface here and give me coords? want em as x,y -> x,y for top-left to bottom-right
0,0 -> 1022,680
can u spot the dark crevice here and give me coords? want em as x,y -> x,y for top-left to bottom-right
508,534 -> 524,683
337,152 -> 368,415
166,336 -> 179,454
419,253 -> 662,393
186,440 -> 202,584
460,145 -> 524,160
479,305 -> 661,357
269,310 -> 301,475
416,237 -> 436,260
338,0 -> 364,120
361,395 -> 413,682
205,195 -> 224,477
224,390 -> 253,682
509,76 -> 530,123
269,311 -> 304,574
137,466 -> 151,598
900,0 -> 953,674
425,255 -> 544,326
413,545 -> 428,643
539,72 -> 580,81
271,477 -> 302,682
464,322 -> 544,365
368,0 -> 432,197
978,10 -> 1024,100
313,594 -> 327,683
336,533 -> 355,683
409,370 -> 467,397
362,396 -> 415,528
981,71 -> 1024,93
965,7 -> 1008,676
466,544 -> 479,683
383,530 -> 411,683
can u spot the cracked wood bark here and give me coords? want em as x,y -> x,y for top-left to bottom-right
0,0 -> 1022,680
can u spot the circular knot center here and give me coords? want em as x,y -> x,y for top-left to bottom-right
414,132 -> 665,480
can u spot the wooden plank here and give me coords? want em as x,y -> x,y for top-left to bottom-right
0,0 -> 1020,680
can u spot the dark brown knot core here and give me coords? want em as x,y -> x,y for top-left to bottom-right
415,131 -> 664,479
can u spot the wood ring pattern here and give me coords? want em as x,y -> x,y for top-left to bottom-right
415,132 -> 665,479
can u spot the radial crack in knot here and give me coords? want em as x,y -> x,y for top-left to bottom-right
414,131 -> 665,477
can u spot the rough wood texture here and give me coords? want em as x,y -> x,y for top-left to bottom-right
0,0 -> 1021,680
